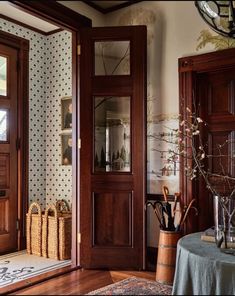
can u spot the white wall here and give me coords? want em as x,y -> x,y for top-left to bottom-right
105,1 -> 215,117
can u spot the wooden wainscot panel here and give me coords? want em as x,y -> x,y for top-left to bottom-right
92,191 -> 132,247
0,198 -> 9,234
206,70 -> 235,117
0,154 -> 10,189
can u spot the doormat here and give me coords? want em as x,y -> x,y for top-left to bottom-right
87,276 -> 172,295
0,250 -> 71,288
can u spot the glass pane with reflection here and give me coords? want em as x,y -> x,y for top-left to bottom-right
0,110 -> 7,141
0,56 -> 7,96
94,96 -> 131,172
95,41 -> 130,76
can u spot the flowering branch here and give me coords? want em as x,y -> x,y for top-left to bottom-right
153,104 -> 235,200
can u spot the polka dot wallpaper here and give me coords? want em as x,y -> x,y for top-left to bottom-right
45,31 -> 72,207
0,18 -> 72,209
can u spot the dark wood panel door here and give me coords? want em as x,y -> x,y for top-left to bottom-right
196,68 -> 235,231
80,26 -> 146,269
0,43 -> 18,253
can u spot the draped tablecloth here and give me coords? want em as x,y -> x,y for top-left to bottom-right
172,232 -> 235,295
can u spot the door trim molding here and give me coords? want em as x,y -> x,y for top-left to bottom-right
9,0 -> 91,30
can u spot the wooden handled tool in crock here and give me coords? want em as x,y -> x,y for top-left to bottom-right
162,186 -> 175,231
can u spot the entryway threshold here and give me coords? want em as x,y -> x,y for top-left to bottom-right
0,251 -> 79,295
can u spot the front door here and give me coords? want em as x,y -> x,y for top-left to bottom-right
80,26 -> 147,269
0,43 -> 18,253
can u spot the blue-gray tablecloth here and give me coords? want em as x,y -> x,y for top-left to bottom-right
172,232 -> 235,295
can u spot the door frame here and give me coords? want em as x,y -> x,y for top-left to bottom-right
6,0 -> 92,265
179,47 -> 235,234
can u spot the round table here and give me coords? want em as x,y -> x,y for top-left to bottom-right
172,232 -> 235,295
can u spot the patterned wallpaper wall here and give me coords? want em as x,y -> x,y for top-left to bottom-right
0,18 -> 72,209
45,32 -> 72,206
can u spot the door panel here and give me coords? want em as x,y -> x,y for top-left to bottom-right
0,154 -> 10,188
0,43 -> 18,253
93,192 -> 132,247
80,26 -> 146,269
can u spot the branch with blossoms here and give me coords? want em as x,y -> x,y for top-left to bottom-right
182,107 -> 235,200
149,105 -> 235,201
148,100 -> 235,249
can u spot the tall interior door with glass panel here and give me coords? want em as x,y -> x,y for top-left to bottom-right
0,43 -> 18,254
80,26 -> 147,269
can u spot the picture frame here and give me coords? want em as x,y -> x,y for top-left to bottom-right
61,96 -> 72,130
61,133 -> 72,166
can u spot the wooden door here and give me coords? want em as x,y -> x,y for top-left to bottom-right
0,43 -> 18,253
80,26 -> 146,269
179,48 -> 235,233
196,68 -> 235,231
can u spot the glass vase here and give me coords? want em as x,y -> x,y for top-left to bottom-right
213,195 -> 235,254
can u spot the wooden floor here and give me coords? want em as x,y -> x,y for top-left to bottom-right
10,270 -> 155,295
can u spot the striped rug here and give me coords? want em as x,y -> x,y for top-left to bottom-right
0,250 -> 71,288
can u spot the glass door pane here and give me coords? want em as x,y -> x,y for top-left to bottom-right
0,56 -> 7,96
94,96 -> 131,172
95,41 -> 130,76
0,110 -> 7,141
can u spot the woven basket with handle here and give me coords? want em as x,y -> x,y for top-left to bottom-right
26,202 -> 42,256
42,200 -> 72,260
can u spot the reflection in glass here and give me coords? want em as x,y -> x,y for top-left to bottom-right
94,96 -> 131,172
95,41 -> 130,76
0,56 -> 7,96
0,110 -> 7,141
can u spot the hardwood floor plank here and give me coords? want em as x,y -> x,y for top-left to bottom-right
11,270 -> 155,295
110,270 -> 155,283
12,270 -> 113,295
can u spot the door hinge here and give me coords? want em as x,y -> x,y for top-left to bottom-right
78,139 -> 81,149
16,138 -> 21,150
77,45 -> 81,56
16,219 -> 20,231
77,233 -> 81,244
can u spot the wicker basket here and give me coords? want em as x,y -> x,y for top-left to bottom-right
26,202 -> 42,256
42,201 -> 72,260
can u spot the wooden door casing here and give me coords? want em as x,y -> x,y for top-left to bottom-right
80,26 -> 147,269
0,43 -> 18,253
179,48 -> 235,233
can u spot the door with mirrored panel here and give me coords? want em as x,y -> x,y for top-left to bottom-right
80,26 -> 146,269
0,44 -> 18,254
